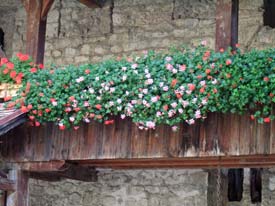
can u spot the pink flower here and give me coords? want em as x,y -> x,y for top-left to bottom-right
200,81 -> 206,86
165,56 -> 172,62
171,102 -> 178,108
142,89 -> 148,94
166,63 -> 173,71
187,119 -> 195,125
226,59 -> 232,65
163,86 -> 169,91
146,121 -> 156,129
195,110 -> 201,119
172,68 -> 178,74
121,114 -> 126,119
156,111 -> 162,117
182,100 -> 189,108
131,64 -> 138,69
172,126 -> 178,132
178,108 -> 183,114
179,64 -> 186,72
151,96 -> 159,103
201,40 -> 207,46
146,78 -> 154,85
69,116 -> 75,122
122,67 -> 127,71
84,101 -> 90,107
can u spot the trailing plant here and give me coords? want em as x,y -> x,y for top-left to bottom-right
3,43 -> 275,130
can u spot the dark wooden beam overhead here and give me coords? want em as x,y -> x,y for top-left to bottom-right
21,0 -> 54,64
78,0 -> 106,8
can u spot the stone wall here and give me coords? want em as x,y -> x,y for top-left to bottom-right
29,169 -> 208,206
10,0 -> 217,65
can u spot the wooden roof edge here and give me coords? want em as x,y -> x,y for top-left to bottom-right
0,110 -> 27,136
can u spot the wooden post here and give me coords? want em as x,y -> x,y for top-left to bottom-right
21,0 -> 54,64
6,170 -> 29,206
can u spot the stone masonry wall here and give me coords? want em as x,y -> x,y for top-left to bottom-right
29,169 -> 208,206
11,0 -> 217,65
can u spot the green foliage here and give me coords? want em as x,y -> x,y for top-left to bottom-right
3,44 -> 275,130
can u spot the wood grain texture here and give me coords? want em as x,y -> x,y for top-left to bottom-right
2,114 -> 275,166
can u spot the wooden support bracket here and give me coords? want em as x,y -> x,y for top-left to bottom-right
20,161 -> 97,182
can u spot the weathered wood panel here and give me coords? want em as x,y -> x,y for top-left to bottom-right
1,113 -> 275,163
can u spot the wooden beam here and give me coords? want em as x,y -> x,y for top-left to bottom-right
19,160 -> 65,172
78,0 -> 106,8
21,0 -> 53,64
215,0 -> 233,51
0,178 -> 15,191
41,0 -> 55,20
71,155 -> 275,169
231,0 -> 239,49
20,161 -> 97,182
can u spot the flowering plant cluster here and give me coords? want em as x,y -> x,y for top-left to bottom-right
0,53 -> 44,85
4,43 -> 275,130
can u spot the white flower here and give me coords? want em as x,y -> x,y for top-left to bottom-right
138,126 -> 144,130
195,110 -> 201,119
117,106 -> 122,111
126,91 -> 129,96
52,101 -> 58,106
187,119 -> 195,125
200,80 -> 206,86
180,86 -> 185,91
138,93 -> 143,98
159,82 -> 164,87
131,100 -> 137,104
95,77 -> 99,81
171,102 -> 178,108
133,70 -> 138,74
186,90 -> 192,95
192,98 -> 197,103
76,76 -> 85,83
163,86 -> 169,91
110,87 -> 115,93
96,96 -> 101,100
109,101 -> 114,106
172,68 -> 178,74
146,121 -> 156,129
182,100 -> 189,108
212,79 -> 217,85
143,88 -> 148,94
69,116 -> 75,122
145,73 -> 151,78
117,99 -> 122,104
145,68 -> 149,74
104,86 -> 109,91
146,78 -> 154,85
89,88 -> 94,94
202,98 -> 208,105
178,108 -> 183,114
122,75 -> 127,81
142,100 -> 148,105
84,101 -> 89,107
122,66 -> 127,71
84,118 -> 90,123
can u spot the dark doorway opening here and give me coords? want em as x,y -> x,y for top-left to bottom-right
264,0 -> 275,28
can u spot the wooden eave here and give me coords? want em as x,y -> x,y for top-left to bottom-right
0,110 -> 27,136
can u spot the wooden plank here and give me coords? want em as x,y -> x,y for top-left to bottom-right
73,155 -> 275,169
19,160 -> 65,172
231,0 -> 239,48
215,0 -> 233,51
16,170 -> 29,206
